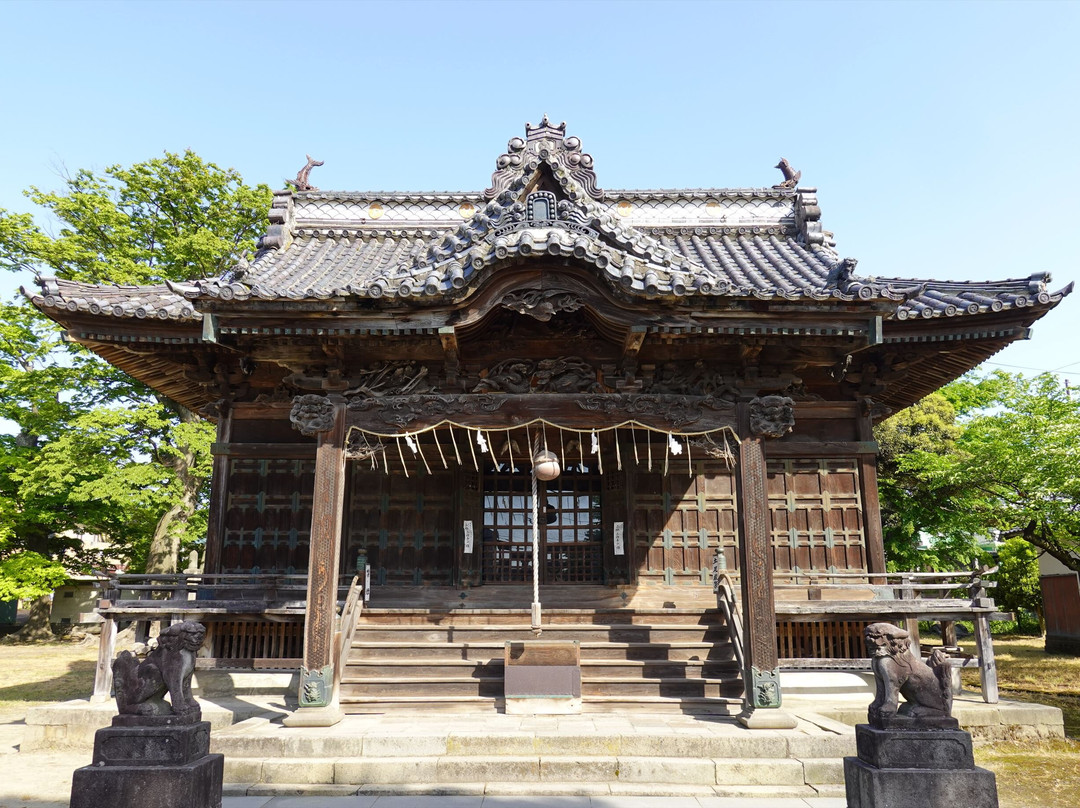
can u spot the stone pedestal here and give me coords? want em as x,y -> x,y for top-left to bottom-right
504,640 -> 581,715
844,724 -> 998,808
71,714 -> 224,808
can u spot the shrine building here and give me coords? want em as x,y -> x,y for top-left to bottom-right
27,119 -> 1070,723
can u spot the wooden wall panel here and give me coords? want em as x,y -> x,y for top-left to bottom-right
766,459 -> 867,573
221,458 -> 314,573
1042,574 -> 1080,642
342,460 -> 456,585
632,462 -> 739,585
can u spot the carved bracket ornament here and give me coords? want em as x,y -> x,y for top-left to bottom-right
473,356 -> 604,395
290,394 -> 338,436
500,290 -> 584,322
579,393 -> 735,429
748,395 -> 795,438
347,393 -> 506,429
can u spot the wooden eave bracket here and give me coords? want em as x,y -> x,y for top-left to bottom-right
439,326 -> 460,384
622,326 -> 646,363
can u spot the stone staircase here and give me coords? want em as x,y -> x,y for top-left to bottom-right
213,711 -> 853,798
339,604 -> 744,715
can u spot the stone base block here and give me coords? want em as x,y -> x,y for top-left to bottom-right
844,756 -> 998,808
855,723 -> 974,770
504,696 -> 581,715
71,753 -> 224,808
92,720 -> 211,767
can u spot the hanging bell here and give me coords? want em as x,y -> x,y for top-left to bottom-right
532,448 -> 561,481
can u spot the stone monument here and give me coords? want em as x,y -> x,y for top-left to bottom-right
844,622 -> 998,808
71,621 -> 224,808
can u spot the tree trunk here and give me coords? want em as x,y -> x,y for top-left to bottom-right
14,595 -> 54,642
143,404 -> 206,575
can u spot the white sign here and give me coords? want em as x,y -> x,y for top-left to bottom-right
613,521 -> 625,556
463,520 -> 474,554
363,565 -> 371,603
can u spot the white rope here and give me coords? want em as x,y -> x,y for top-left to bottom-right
531,431 -> 542,634
433,428 -> 448,469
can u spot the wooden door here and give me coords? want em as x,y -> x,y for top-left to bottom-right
632,461 -> 740,585
766,458 -> 867,573
479,461 -> 603,584
342,459 -> 456,585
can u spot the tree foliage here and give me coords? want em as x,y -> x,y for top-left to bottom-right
992,537 -> 1043,623
877,372 -> 1080,580
0,152 -> 269,604
874,392 -> 984,570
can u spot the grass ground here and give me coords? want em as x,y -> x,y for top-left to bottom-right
0,640 -> 97,716
962,635 -> 1080,808
1,633 -> 1078,806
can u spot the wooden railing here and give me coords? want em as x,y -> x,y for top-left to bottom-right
90,572 -> 357,702
712,562 -> 1002,705
331,576 -> 364,708
712,567 -> 746,706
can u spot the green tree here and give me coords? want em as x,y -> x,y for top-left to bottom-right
992,537 -> 1043,632
945,372 -> 1080,574
874,392 -> 985,570
0,152 -> 270,615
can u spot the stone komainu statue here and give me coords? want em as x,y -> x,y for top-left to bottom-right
864,621 -> 953,725
113,621 -> 206,717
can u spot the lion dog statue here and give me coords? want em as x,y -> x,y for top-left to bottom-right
113,620 -> 206,717
865,621 -> 954,726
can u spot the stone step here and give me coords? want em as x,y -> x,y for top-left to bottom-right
222,754 -> 825,787
349,640 -> 734,662
579,696 -> 743,715
339,696 -> 501,714
352,623 -> 729,643
339,674 -> 742,699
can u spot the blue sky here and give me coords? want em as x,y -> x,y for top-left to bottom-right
3,0 -> 1077,381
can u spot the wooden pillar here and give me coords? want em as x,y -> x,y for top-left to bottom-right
91,605 -> 117,703
202,403 -> 232,575
735,398 -> 796,728
285,395 -> 347,724
856,409 -> 887,576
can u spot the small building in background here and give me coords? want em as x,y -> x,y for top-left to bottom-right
1039,552 -> 1080,654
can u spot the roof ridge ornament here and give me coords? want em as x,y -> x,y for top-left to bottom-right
285,155 -> 324,192
484,119 -> 604,202
772,158 -> 801,190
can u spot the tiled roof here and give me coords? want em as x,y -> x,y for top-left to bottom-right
887,275 -> 1071,320
24,277 -> 198,321
24,121 -> 1072,323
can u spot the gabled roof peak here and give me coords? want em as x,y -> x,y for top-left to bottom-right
484,119 -> 604,202
526,114 -> 567,141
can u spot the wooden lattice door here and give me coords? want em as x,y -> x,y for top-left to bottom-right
480,462 -> 603,584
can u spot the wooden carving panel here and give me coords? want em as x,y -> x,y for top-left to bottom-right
766,459 -> 867,573
342,461 -> 455,585
221,458 -> 315,573
632,461 -> 739,585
